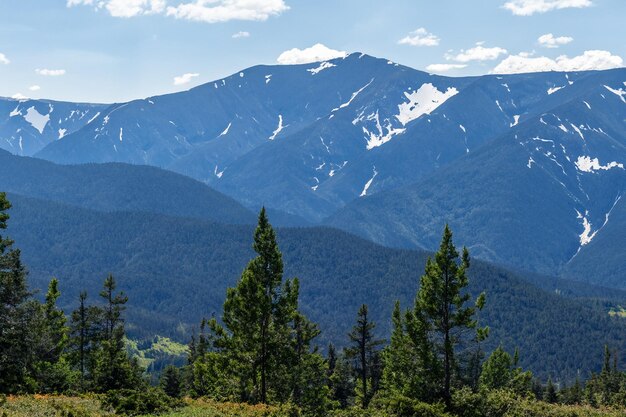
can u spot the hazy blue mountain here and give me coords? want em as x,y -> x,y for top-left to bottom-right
32,55 -> 623,224
326,69 -> 626,283
0,97 -> 106,155
0,149 -> 256,225
5,192 -> 626,381
4,55 -> 624,283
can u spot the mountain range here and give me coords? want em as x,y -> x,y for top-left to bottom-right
2,53 -> 624,285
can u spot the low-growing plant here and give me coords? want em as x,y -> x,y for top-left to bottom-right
102,388 -> 183,416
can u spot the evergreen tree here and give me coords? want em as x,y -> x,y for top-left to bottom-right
92,274 -> 141,392
161,365 -> 182,398
346,304 -> 384,408
330,352 -> 356,408
545,378 -> 558,403
203,208 -> 318,405
32,278 -> 73,393
327,343 -> 337,378
416,225 -> 487,408
479,346 -> 512,391
0,192 -> 36,393
289,312 -> 331,415
69,291 -> 104,391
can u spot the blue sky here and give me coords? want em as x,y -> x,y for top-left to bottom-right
0,0 -> 624,103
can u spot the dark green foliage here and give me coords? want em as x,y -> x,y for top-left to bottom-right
102,387 -> 182,416
414,226 -> 486,407
0,192 -> 36,393
160,365 -> 182,398
92,275 -> 143,392
190,209 -> 330,413
346,304 -> 384,408
330,352 -> 356,409
6,193 -> 626,381
544,379 -> 558,404
479,346 -> 532,395
68,291 -> 102,391
31,278 -> 75,393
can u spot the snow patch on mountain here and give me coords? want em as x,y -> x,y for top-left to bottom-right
577,210 -> 597,246
308,62 -> 336,75
269,115 -> 284,140
24,106 -> 50,134
395,83 -> 458,126
332,78 -> 374,112
360,167 -> 378,197
363,111 -> 406,150
548,86 -> 565,95
575,156 -> 624,173
218,122 -> 232,137
604,85 -> 626,103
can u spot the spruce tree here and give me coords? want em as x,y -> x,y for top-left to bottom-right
330,352 -> 356,408
93,274 -> 141,392
69,291 -> 103,391
32,278 -> 73,392
161,365 -> 182,398
545,378 -> 558,403
416,225 -> 487,408
0,193 -> 36,393
382,298 -> 441,403
206,208 -> 315,404
346,304 -> 384,408
479,346 -> 512,391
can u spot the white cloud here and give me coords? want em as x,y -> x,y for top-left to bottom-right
36,68 -> 66,76
425,63 -> 467,72
398,28 -> 440,47
29,85 -> 41,91
0,53 -> 9,65
492,50 -> 624,74
166,0 -> 289,23
11,93 -> 28,100
277,43 -> 347,65
538,33 -> 573,48
69,0 -> 286,22
106,0 -> 165,17
503,0 -> 593,16
447,44 -> 508,62
232,31 -> 250,39
67,0 -> 166,17
173,72 -> 199,85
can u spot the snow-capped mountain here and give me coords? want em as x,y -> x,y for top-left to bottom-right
327,68 -> 626,284
3,53 -> 624,283
0,98 -> 107,155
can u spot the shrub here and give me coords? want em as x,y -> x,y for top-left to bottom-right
101,388 -> 183,416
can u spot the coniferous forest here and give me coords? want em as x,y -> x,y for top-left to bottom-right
3,191 -> 626,417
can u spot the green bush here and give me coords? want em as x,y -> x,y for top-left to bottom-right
102,388 -> 183,416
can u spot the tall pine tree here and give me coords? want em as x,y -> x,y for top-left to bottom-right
206,208 -> 322,405
416,225 -> 487,408
92,274 -> 141,392
0,193 -> 37,393
346,304 -> 384,408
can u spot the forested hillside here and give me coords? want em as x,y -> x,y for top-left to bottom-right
5,192 -> 626,381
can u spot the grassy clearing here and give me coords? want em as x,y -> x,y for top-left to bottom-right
1,394 -> 113,417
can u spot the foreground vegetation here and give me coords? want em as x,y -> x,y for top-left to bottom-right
3,192 -> 626,416
4,393 -> 626,417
